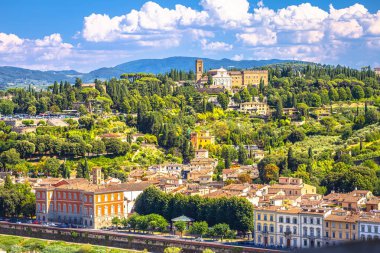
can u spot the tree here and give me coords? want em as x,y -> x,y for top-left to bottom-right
27,105 -> 37,116
260,164 -> 279,183
203,250 -> 214,253
91,140 -> 106,156
238,145 -> 247,165
189,221 -> 208,238
174,221 -> 187,237
320,117 -> 338,133
221,145 -> 237,169
217,93 -> 229,110
0,99 -> 15,115
275,97 -> 283,119
352,85 -> 365,100
238,173 -> 251,183
146,214 -> 168,232
0,148 -> 21,171
164,247 -> 181,253
111,217 -> 121,229
60,161 -> 70,179
365,109 -> 379,125
125,213 -> 140,232
287,130 -> 305,143
42,158 -> 61,177
211,223 -> 230,242
78,116 -> 95,130
80,88 -> 100,113
15,141 -> 35,158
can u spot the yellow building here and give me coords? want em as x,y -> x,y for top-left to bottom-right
324,210 -> 358,246
228,70 -> 269,88
254,206 -> 278,247
190,130 -> 215,150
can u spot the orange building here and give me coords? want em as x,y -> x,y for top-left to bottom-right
228,70 -> 268,88
35,178 -> 152,229
324,210 -> 358,246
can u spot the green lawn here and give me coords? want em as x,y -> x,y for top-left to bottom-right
0,234 -> 145,253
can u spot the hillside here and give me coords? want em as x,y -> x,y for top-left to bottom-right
0,57 -> 303,89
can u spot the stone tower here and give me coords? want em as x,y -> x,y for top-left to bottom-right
195,59 -> 203,82
90,167 -> 103,185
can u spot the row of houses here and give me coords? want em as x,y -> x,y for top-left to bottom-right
254,187 -> 380,249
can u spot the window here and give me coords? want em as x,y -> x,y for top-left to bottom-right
346,223 -> 349,229
68,193 -> 72,200
98,207 -> 101,216
317,228 -> 321,237
270,237 -> 274,244
326,222 -> 329,228
326,232 -> 329,237
37,192 -> 41,199
317,218 -> 320,225
73,205 -> 77,213
58,203 -> 61,211
111,205 -> 114,214
118,205 -> 121,214
111,194 -> 114,201
310,218 -> 314,224
279,216 -> 284,223
303,227 -> 307,236
68,204 -> 72,213
375,226 -> 378,233
339,232 -> 342,239
118,193 -> 121,200
304,239 -> 307,246
105,195 -> 108,201
257,224 -> 261,232
304,217 -> 307,224
270,224 -> 274,233
263,224 -> 268,233
264,214 -> 267,221
63,204 -> 66,212
339,223 -> 342,229
58,192 -> 61,198
361,225 -> 365,232
84,196 -> 87,202
293,218 -> 297,224
258,235 -> 262,243
286,217 -> 290,223
280,225 -> 283,233
346,232 -> 349,239
90,196 -> 93,203
353,224 -> 356,230
293,239 -> 297,247
98,196 -> 101,202
63,192 -> 66,199
74,193 -> 77,200
270,215 -> 273,221
332,222 -> 335,228
368,225 -> 372,233
258,214 -> 261,220
332,232 -> 336,238
293,226 -> 297,235
310,228 -> 314,236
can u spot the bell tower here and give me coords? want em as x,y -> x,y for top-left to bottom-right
195,59 -> 203,82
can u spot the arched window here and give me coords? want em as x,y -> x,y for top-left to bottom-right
293,226 -> 297,235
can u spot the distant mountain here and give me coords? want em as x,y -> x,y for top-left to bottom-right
0,57 -> 304,89
83,57 -> 298,80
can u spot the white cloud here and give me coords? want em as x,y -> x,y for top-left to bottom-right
200,0 -> 251,27
257,1 -> 264,8
201,39 -> 233,51
232,54 -> 244,61
237,28 -> 277,46
0,33 -> 24,53
330,20 -> 363,39
188,29 -> 214,40
367,11 -> 380,35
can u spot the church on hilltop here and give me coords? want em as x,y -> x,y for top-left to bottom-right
195,59 -> 269,91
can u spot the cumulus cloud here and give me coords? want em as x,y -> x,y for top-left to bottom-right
0,33 -> 24,53
200,0 -> 251,27
201,39 -> 233,51
237,28 -> 277,46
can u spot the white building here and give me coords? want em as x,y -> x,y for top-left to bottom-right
209,68 -> 232,91
276,207 -> 302,248
300,208 -> 331,249
358,212 -> 380,240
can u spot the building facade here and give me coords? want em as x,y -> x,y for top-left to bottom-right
196,59 -> 204,82
300,209 -> 331,249
190,130 -> 215,150
324,210 -> 358,246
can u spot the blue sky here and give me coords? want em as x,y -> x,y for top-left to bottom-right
0,0 -> 380,72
